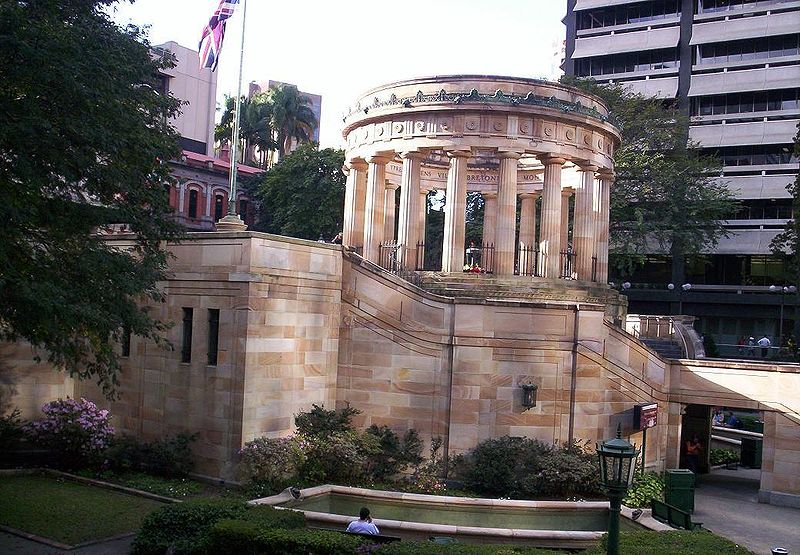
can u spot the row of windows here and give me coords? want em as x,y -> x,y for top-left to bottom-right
167,186 -> 249,221
699,0 -> 797,14
696,34 -> 800,65
575,48 -> 679,77
576,0 -> 680,30
706,144 -> 798,166
691,88 -> 800,116
618,254 -> 790,287
733,199 -> 794,220
181,308 -> 220,365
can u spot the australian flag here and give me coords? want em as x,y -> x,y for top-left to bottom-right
198,0 -> 239,71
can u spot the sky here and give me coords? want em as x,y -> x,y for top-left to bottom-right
110,0 -> 567,149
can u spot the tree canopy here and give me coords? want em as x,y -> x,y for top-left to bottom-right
0,0 -> 183,397
251,143 -> 345,241
561,76 -> 738,281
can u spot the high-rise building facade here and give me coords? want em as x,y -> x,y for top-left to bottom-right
564,0 -> 799,351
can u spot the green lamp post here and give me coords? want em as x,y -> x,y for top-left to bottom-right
597,424 -> 640,555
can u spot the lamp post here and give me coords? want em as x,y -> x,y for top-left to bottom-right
770,285 -> 797,342
597,424 -> 640,555
668,283 -> 692,315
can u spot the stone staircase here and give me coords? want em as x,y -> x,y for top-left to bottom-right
641,338 -> 686,359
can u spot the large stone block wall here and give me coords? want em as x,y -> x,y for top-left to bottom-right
338,256 -> 672,467
0,343 -> 73,417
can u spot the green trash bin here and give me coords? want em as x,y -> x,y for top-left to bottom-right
740,438 -> 763,469
665,469 -> 696,514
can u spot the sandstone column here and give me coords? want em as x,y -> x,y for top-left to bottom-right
495,152 -> 521,275
343,159 -> 368,249
441,150 -> 470,272
539,156 -> 566,278
397,152 -> 423,269
383,181 -> 399,243
574,164 -> 598,281
482,192 -> 498,248
560,188 -> 571,254
363,155 -> 390,264
596,170 -> 614,283
178,181 -> 186,214
419,188 -> 429,266
518,192 -> 537,275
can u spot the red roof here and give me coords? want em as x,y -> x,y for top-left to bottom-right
180,150 -> 264,176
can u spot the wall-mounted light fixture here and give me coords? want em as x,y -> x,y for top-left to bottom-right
520,381 -> 538,410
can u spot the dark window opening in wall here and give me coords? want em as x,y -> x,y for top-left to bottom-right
575,48 -> 679,77
188,190 -> 199,219
239,199 -> 248,221
698,0 -> 797,13
706,144 -> 798,166
214,194 -> 224,221
577,0 -> 680,30
179,137 -> 207,155
181,308 -> 193,363
691,89 -> 800,116
618,254 -> 789,287
207,309 -> 220,366
164,183 -> 173,211
696,34 -> 800,65
733,199 -> 794,220
121,326 -> 131,358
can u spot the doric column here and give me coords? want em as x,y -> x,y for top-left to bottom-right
343,159 -> 368,248
495,151 -> 521,275
596,170 -> 614,283
518,192 -> 537,275
383,182 -> 399,242
419,189 -> 429,245
539,156 -> 566,278
363,155 -> 391,263
574,164 -> 598,281
560,188 -> 572,255
397,152 -> 423,269
441,150 -> 470,272
482,192 -> 497,248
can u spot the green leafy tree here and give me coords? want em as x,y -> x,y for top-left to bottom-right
251,144 -> 345,241
216,93 -> 277,168
269,84 -> 318,159
0,0 -> 183,397
561,77 -> 738,281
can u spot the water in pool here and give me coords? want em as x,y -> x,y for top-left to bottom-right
280,493 -> 641,531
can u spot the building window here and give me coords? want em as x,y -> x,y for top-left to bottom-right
698,0 -> 797,14
575,48 -> 679,77
188,190 -> 199,219
181,308 -> 193,363
707,144 -> 798,167
207,309 -> 220,366
214,194 -> 224,221
121,326 -> 131,358
691,89 -> 800,116
577,0 -> 680,30
696,34 -> 800,65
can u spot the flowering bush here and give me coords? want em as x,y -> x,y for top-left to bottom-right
239,436 -> 306,493
24,397 -> 114,467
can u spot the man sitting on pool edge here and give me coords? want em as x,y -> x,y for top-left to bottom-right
346,507 -> 380,535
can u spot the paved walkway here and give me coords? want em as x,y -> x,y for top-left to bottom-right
694,468 -> 800,555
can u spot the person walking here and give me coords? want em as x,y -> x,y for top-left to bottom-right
747,336 -> 756,357
685,434 -> 703,474
757,335 -> 771,358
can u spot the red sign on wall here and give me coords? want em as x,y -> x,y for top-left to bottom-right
633,403 -> 658,430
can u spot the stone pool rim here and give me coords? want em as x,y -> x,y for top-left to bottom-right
251,485 -> 669,548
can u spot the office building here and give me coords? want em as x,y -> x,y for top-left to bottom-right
564,0 -> 800,351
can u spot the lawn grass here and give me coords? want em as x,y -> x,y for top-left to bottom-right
0,473 -> 165,545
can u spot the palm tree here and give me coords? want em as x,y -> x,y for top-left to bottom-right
215,93 -> 276,168
268,84 -> 318,159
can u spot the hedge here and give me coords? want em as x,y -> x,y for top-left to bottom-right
208,521 -> 362,555
583,531 -> 757,555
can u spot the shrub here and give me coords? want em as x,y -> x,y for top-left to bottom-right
623,472 -> 664,508
299,430 -> 381,484
23,398 -> 113,468
377,542 -> 561,554
583,530 -> 756,554
239,436 -> 306,493
295,404 -> 360,437
453,437 -> 600,499
0,408 -> 23,450
710,448 -> 740,466
105,433 -> 197,477
209,522 -> 361,555
131,498 -> 303,555
365,426 -> 424,480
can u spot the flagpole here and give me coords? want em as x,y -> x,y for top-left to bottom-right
217,0 -> 248,231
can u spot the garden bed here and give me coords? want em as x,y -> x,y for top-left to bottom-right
0,472 -> 166,546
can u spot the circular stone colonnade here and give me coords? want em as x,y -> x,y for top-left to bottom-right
341,75 -> 620,282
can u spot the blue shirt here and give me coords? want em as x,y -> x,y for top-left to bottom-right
346,519 -> 380,535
